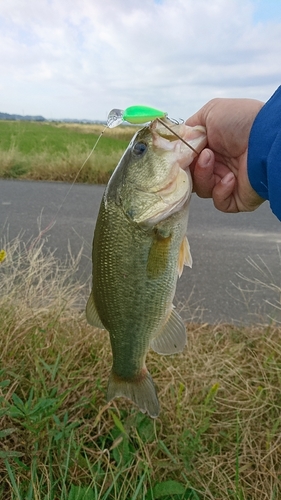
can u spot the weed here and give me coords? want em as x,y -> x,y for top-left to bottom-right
1,234 -> 281,498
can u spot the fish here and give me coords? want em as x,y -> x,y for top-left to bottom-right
86,117 -> 207,417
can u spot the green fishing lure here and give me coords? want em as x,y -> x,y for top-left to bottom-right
107,105 -> 167,128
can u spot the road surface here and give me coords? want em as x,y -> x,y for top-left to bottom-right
1,179 -> 281,324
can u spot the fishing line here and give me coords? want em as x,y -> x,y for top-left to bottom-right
29,125 -> 108,251
29,106 -> 199,251
156,118 -> 199,155
108,106 -> 199,154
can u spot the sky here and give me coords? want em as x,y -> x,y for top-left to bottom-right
1,0 -> 281,121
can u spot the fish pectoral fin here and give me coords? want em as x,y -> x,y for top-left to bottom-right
146,231 -> 171,279
107,368 -> 160,418
150,308 -> 186,355
178,236 -> 192,277
86,293 -> 106,330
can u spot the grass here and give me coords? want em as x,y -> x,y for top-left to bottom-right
0,120 -> 137,184
1,234 -> 281,499
1,119 -> 281,498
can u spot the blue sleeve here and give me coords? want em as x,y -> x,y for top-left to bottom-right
248,86 -> 281,221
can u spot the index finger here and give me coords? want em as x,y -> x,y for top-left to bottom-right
185,107 -> 206,128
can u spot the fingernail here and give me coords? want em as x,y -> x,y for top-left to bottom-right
221,172 -> 235,185
198,149 -> 212,167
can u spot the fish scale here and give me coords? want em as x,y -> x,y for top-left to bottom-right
92,198 -> 184,371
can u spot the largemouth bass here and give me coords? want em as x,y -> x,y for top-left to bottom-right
86,118 -> 207,417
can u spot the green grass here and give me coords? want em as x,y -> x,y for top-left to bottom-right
1,235 -> 281,499
0,120 -> 137,184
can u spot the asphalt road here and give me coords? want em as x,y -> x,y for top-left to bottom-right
1,179 -> 281,325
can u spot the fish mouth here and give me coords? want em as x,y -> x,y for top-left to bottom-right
142,118 -> 206,224
150,117 -> 207,171
128,119 -> 207,226
149,177 -> 191,225
146,118 -> 206,197
136,166 -> 192,226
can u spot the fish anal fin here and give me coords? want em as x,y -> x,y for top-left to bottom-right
178,236 -> 192,277
150,308 -> 186,355
86,293 -> 106,330
107,368 -> 160,418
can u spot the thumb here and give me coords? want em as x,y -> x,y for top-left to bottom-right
212,172 -> 236,212
192,149 -> 216,198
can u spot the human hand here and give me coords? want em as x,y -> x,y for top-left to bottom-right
185,98 -> 265,213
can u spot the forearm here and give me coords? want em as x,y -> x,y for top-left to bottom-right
248,86 -> 281,221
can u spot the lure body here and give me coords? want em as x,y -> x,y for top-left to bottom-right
107,105 -> 167,128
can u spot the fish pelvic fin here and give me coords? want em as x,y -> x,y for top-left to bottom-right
150,308 -> 186,355
178,236 -> 192,278
107,368 -> 160,418
86,293 -> 106,330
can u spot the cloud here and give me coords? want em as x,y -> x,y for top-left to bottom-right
0,0 -> 281,119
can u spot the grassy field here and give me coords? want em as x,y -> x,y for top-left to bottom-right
0,120 -> 137,184
1,235 -> 281,500
1,121 -> 281,498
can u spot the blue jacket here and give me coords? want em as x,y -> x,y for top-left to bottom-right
248,86 -> 281,221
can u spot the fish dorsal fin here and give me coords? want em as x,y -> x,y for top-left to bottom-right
178,236 -> 192,277
150,308 -> 187,355
86,293 -> 106,330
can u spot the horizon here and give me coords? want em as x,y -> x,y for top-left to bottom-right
0,110 -> 106,122
1,0 -> 281,121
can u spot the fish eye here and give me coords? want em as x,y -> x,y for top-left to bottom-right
132,141 -> 147,156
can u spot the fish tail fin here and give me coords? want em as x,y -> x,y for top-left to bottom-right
107,369 -> 160,418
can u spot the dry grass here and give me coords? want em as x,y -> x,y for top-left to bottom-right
53,122 -> 138,141
1,235 -> 281,499
0,143 -> 125,185
23,144 -> 124,184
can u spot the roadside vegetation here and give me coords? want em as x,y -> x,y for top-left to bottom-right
1,120 -> 281,498
0,120 -> 137,184
1,234 -> 281,499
